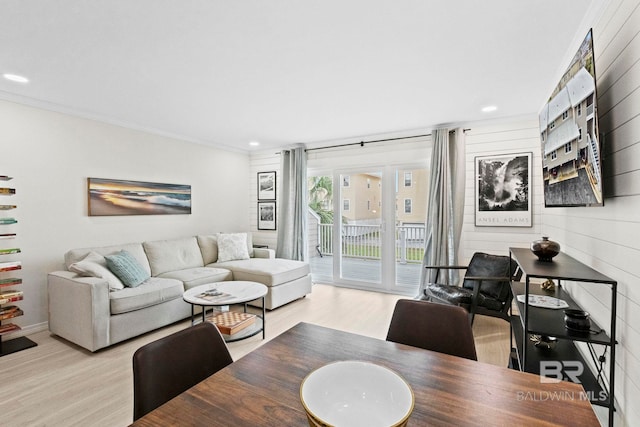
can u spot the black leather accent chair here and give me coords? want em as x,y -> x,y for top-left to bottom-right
386,299 -> 477,360
132,322 -> 233,421
421,252 -> 521,325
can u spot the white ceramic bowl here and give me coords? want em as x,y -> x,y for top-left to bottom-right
300,361 -> 414,427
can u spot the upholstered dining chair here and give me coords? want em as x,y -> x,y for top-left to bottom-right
386,299 -> 477,360
421,252 -> 522,325
132,322 -> 233,421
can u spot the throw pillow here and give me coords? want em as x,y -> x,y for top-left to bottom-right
105,250 -> 150,288
69,251 -> 125,291
217,233 -> 250,263
196,234 -> 220,264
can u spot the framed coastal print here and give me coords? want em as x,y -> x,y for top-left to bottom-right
88,178 -> 191,216
475,152 -> 532,227
257,171 -> 276,200
257,201 -> 276,230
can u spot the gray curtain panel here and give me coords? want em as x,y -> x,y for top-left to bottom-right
276,146 -> 308,261
418,128 -> 465,294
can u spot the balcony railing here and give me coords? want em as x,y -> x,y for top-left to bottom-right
315,224 -> 425,264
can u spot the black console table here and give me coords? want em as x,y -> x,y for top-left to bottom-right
509,247 -> 616,426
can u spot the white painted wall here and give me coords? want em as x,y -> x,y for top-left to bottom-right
0,100 -> 250,333
541,0 -> 640,424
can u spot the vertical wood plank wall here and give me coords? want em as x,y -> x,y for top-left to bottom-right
543,0 -> 640,424
249,152 -> 281,250
459,119 -> 543,262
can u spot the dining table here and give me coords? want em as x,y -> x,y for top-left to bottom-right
131,322 -> 600,426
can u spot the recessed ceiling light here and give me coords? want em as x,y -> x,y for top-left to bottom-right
3,73 -> 29,84
249,141 -> 260,147
481,105 -> 497,113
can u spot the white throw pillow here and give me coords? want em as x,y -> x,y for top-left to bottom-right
217,233 -> 250,263
69,251 -> 125,291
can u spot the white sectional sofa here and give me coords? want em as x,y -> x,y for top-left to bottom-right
47,233 -> 312,352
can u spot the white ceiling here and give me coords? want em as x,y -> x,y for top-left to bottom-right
0,1 -> 604,152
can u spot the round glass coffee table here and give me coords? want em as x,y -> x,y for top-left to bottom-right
183,281 -> 267,342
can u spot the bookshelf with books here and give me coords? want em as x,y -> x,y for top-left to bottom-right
0,174 -> 36,356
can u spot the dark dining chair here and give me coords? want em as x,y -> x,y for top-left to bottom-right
386,299 -> 477,360
421,252 -> 522,325
132,322 -> 233,421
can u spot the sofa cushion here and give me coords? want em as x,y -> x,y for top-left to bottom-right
68,251 -> 125,291
109,277 -> 184,315
209,258 -> 310,287
105,250 -> 150,288
65,243 -> 151,276
157,267 -> 233,290
217,233 -> 250,262
143,237 -> 204,276
197,234 -> 219,264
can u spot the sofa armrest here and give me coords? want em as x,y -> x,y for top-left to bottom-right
47,271 -> 111,352
253,248 -> 275,259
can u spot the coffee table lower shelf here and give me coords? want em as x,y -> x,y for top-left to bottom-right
212,315 -> 264,343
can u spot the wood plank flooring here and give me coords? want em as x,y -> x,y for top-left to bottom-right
0,284 -> 511,427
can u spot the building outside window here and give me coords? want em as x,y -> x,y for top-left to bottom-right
577,103 -> 582,117
562,111 -> 569,120
551,151 -> 557,160
404,198 -> 412,214
579,128 -> 583,141
343,176 -> 350,187
343,199 -> 350,211
404,172 -> 412,187
565,142 -> 572,153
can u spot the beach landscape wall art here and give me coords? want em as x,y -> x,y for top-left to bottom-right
88,178 -> 192,216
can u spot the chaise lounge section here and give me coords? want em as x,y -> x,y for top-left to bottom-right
47,233 -> 312,352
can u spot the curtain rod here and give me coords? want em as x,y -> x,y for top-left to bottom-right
304,128 -> 470,153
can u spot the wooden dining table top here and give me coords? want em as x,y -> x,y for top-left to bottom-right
132,322 -> 600,426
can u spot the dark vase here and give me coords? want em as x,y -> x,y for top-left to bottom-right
531,236 -> 560,261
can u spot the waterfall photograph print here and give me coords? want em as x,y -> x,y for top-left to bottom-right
475,152 -> 532,227
88,178 -> 191,216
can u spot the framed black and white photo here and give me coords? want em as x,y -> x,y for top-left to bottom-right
257,171 -> 276,200
257,201 -> 276,230
475,152 -> 532,227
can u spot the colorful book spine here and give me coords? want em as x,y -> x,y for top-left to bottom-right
0,261 -> 21,272
0,305 -> 20,315
0,278 -> 22,287
0,205 -> 16,210
0,233 -> 16,239
0,323 -> 21,335
0,308 -> 23,321
0,248 -> 20,255
0,218 -> 17,224
0,188 -> 16,195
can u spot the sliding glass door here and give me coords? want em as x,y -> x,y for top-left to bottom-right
338,170 -> 383,286
308,164 -> 427,294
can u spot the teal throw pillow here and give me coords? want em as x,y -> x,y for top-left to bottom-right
105,250 -> 150,288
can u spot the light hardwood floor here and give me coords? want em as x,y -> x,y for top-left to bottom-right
0,284 -> 511,427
